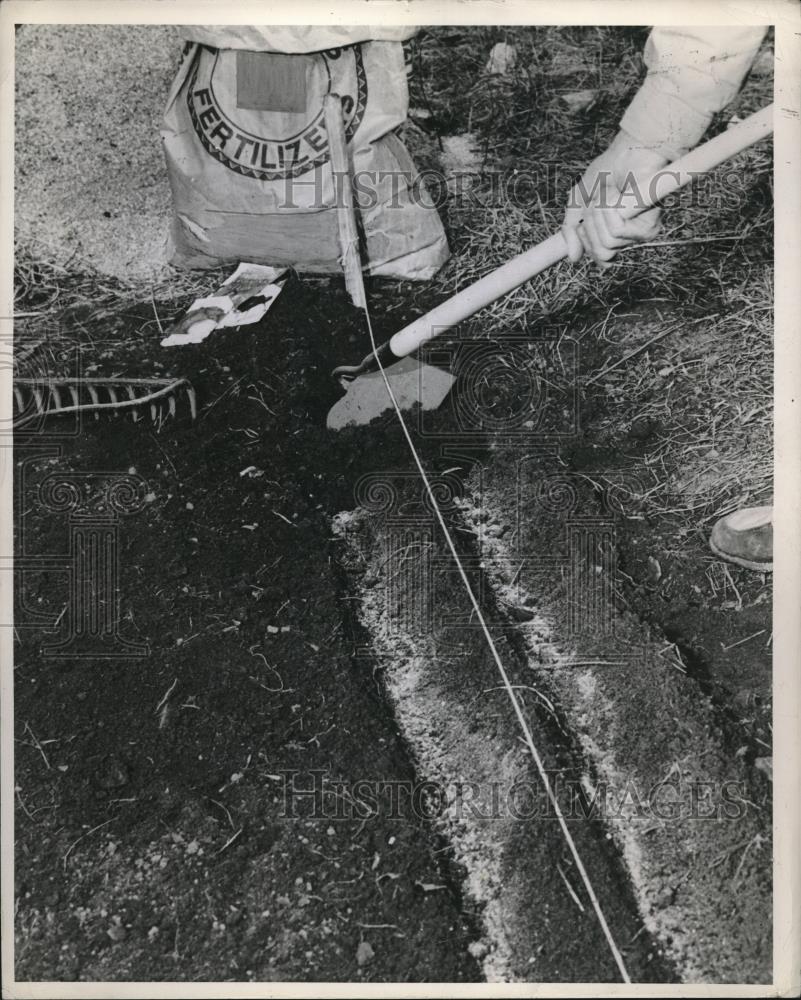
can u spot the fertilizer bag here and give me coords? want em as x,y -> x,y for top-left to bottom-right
162,27 -> 449,279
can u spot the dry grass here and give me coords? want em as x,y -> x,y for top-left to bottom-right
13,241 -> 236,374
407,25 -> 773,535
589,279 -> 772,527
14,242 -> 232,315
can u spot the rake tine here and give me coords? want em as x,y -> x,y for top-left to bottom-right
150,402 -> 158,423
51,384 -> 63,411
13,386 -> 24,413
187,386 -> 197,420
127,385 -> 139,422
32,386 -> 44,413
87,384 -> 100,420
108,385 -> 122,420
168,394 -> 176,419
69,385 -> 80,407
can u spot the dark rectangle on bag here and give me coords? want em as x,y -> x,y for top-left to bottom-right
236,50 -> 310,112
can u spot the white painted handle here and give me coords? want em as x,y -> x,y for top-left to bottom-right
391,232 -> 567,357
389,104 -> 773,359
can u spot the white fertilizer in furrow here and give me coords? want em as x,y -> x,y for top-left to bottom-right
452,466 -> 772,985
333,503 -> 672,984
333,462 -> 771,983
333,512 -> 523,981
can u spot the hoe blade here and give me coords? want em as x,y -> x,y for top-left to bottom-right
326,356 -> 456,431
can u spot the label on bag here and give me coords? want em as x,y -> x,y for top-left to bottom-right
162,36 -> 449,279
186,46 -> 369,182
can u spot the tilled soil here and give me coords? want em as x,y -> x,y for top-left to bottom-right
14,280 -> 484,983
13,268 -> 771,984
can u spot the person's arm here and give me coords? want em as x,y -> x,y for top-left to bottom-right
562,25 -> 768,264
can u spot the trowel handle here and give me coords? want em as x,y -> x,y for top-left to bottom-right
388,104 -> 773,359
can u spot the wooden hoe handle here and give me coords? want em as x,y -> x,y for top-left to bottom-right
388,104 -> 774,360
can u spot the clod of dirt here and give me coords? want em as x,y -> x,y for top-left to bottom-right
754,756 -> 772,780
106,923 -> 127,943
655,886 -> 677,909
502,601 -> 536,623
96,756 -> 130,790
561,89 -> 599,113
647,556 -> 663,584
628,416 -> 660,442
485,42 -> 517,75
356,940 -> 375,967
468,940 -> 489,959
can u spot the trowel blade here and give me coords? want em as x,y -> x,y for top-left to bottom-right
326,356 -> 456,431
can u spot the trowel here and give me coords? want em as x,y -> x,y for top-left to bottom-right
326,103 -> 773,432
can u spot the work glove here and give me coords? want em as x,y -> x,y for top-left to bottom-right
562,129 -> 669,265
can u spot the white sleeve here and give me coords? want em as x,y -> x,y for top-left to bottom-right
620,26 -> 768,161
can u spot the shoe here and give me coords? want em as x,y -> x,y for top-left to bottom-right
709,505 -> 773,572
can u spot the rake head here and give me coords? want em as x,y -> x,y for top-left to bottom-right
13,377 -> 198,429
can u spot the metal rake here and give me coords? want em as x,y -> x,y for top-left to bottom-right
13,377 -> 198,428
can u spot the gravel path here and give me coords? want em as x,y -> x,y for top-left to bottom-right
16,25 -> 184,281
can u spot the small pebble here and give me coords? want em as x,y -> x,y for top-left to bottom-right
356,940 -> 375,966
754,756 -> 772,781
468,940 -> 488,959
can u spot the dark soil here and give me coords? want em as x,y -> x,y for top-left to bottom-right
14,268 -> 771,985
13,279 -> 483,983
15,264 -> 767,983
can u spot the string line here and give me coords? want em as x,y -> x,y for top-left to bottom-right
357,302 -> 632,984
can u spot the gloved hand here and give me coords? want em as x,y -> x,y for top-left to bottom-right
562,129 -> 670,265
